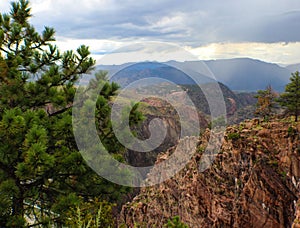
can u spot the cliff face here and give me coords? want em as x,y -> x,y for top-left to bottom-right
120,118 -> 300,228
126,97 -> 208,168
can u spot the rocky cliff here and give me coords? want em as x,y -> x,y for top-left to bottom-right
120,118 -> 300,227
126,97 -> 208,168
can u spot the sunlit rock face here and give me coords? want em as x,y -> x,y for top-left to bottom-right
120,118 -> 300,228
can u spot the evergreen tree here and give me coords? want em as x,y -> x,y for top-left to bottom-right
0,1 -> 141,226
255,85 -> 277,121
279,71 -> 300,122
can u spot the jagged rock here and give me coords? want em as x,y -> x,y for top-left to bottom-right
292,199 -> 300,228
257,129 -> 270,137
227,98 -> 237,116
119,118 -> 300,228
126,97 -> 208,168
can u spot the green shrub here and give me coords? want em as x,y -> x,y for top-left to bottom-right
66,198 -> 115,228
164,216 -> 189,228
288,126 -> 296,136
227,132 -> 240,140
268,159 -> 278,168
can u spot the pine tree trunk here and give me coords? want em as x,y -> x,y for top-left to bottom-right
12,197 -> 24,217
12,186 -> 24,219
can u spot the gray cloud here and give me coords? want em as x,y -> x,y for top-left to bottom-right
2,0 -> 300,45
254,11 -> 300,43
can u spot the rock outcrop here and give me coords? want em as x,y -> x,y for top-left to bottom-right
227,98 -> 237,116
120,118 -> 300,227
126,97 -> 208,168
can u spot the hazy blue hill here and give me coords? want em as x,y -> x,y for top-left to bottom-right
95,58 -> 292,92
204,58 -> 290,91
106,62 -> 213,87
286,63 -> 300,73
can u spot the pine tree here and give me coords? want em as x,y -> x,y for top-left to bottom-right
255,85 -> 277,121
279,71 -> 300,122
0,1 -> 141,226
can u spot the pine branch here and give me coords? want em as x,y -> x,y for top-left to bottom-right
47,105 -> 71,117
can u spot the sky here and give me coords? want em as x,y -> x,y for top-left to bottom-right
1,0 -> 300,65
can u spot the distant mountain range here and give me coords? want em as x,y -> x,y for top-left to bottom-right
95,58 -> 300,92
286,63 -> 300,73
204,58 -> 291,91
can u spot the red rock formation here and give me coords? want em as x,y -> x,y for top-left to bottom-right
126,97 -> 208,168
227,97 -> 237,116
120,118 -> 300,227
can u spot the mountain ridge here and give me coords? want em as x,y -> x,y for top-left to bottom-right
96,58 -> 295,92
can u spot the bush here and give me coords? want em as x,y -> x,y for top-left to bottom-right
164,216 -> 189,228
288,126 -> 296,136
65,198 -> 115,228
227,132 -> 240,140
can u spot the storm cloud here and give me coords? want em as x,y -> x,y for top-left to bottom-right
1,0 -> 300,64
0,0 -> 300,64
13,0 -> 298,45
